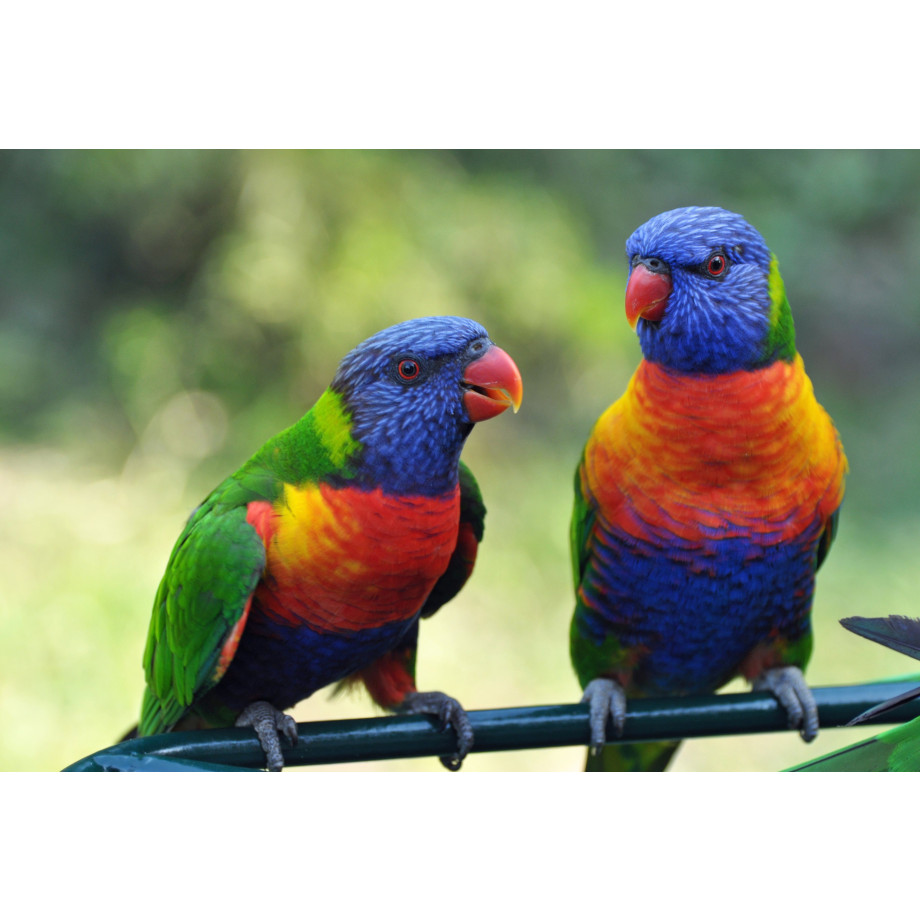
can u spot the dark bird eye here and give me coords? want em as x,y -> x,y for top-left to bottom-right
706,253 -> 727,277
397,359 -> 420,380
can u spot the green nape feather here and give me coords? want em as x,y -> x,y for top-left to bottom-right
249,389 -> 360,487
762,256 -> 797,364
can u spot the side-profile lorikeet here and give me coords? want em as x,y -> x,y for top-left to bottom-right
789,616 -> 920,771
136,316 -> 522,770
570,206 -> 848,771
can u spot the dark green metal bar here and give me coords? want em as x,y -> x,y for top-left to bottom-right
63,681 -> 920,771
85,753 -> 263,772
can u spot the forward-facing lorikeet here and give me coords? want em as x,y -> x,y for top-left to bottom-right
570,206 -> 848,771
135,316 -> 522,770
789,616 -> 920,771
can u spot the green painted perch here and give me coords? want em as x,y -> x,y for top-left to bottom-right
65,681 -> 920,771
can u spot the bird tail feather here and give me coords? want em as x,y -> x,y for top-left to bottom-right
585,740 -> 680,772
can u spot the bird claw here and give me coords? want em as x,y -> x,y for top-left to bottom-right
235,700 -> 299,771
581,677 -> 627,754
400,691 -> 474,771
753,665 -> 819,742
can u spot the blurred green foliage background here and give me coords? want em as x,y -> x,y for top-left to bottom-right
3,149 -> 920,772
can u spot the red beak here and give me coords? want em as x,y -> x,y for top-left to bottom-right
462,345 -> 523,422
625,262 -> 672,329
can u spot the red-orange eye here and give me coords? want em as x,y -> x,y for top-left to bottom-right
398,359 -> 420,380
706,253 -> 726,276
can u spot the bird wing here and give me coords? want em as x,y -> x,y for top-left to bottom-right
838,615 -> 920,726
840,615 -> 920,661
569,458 -> 596,593
788,718 -> 920,771
815,506 -> 841,572
139,497 -> 267,735
419,461 -> 485,618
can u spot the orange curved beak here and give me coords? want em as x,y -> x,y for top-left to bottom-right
462,345 -> 523,422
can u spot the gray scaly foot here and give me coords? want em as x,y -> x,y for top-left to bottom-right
400,691 -> 474,772
753,665 -> 819,742
581,677 -> 627,755
235,700 -> 299,771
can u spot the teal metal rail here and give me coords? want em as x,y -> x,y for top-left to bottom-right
63,680 -> 920,771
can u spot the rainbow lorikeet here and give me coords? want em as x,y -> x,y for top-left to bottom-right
136,316 -> 522,770
570,207 -> 848,771
790,616 -> 920,771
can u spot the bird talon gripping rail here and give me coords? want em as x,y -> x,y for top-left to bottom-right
63,681 -> 920,772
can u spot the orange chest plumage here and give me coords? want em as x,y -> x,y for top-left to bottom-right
245,482 -> 461,633
583,355 -> 847,543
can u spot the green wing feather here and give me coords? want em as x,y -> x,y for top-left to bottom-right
457,460 -> 486,547
570,460 -> 596,593
569,460 -> 602,688
788,718 -> 920,772
420,461 -> 485,618
139,494 -> 266,736
815,506 -> 841,571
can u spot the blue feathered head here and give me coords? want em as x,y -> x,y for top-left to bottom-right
328,316 -> 522,494
624,206 -> 796,374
